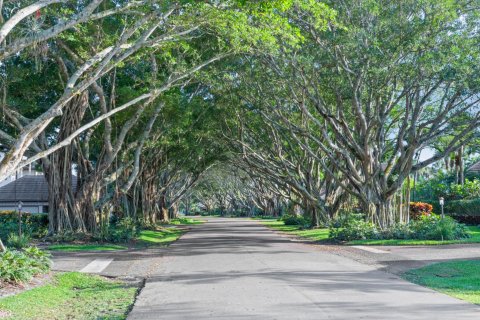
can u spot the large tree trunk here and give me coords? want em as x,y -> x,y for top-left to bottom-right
362,195 -> 395,229
45,93 -> 89,234
169,203 -> 179,220
159,195 -> 169,222
72,177 -> 98,232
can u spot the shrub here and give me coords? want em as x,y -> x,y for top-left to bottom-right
410,215 -> 469,240
442,198 -> 480,225
329,213 -> 468,241
409,202 -> 433,220
48,231 -> 90,243
107,217 -> 138,243
382,223 -> 412,239
7,233 -> 31,249
0,247 -> 51,284
0,211 -> 48,241
329,214 -> 378,241
23,246 -> 52,274
281,214 -> 311,228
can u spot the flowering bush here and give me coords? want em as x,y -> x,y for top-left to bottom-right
409,202 -> 433,220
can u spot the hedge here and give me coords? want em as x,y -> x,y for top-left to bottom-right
0,211 -> 48,241
429,199 -> 480,225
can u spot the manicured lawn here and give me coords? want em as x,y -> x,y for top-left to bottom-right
403,260 -> 480,304
47,244 -> 128,252
0,272 -> 138,319
260,220 -> 330,242
47,228 -> 184,252
136,228 -> 184,246
347,226 -> 480,246
167,217 -> 204,225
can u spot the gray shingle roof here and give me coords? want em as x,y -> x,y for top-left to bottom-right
468,161 -> 480,173
0,175 -> 78,202
0,175 -> 49,202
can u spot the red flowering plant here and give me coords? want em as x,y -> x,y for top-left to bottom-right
409,202 -> 433,220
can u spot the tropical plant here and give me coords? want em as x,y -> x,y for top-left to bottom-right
409,202 -> 433,220
0,247 -> 51,284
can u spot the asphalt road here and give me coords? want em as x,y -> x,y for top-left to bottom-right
128,218 -> 480,319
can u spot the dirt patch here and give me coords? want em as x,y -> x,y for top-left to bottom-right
0,272 -> 53,299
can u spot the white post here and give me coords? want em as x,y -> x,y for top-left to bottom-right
439,197 -> 445,219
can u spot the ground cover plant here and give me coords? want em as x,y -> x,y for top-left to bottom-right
0,272 -> 138,320
0,247 -> 51,284
46,216 -> 187,252
403,260 -> 480,305
329,213 -> 469,242
260,214 -> 480,246
348,226 -> 480,246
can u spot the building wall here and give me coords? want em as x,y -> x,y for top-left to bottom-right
0,202 -> 48,214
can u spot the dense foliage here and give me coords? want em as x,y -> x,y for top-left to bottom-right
329,214 -> 469,242
0,211 -> 48,242
0,0 -> 479,239
0,247 -> 51,284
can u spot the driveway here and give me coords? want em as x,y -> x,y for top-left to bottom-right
128,218 -> 480,319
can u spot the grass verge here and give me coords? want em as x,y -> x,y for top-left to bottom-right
135,228 -> 184,246
47,227 -> 184,252
260,220 -> 480,246
347,226 -> 480,246
166,217 -> 204,225
260,220 -> 330,242
47,244 -> 128,252
0,272 -> 138,319
403,260 -> 480,304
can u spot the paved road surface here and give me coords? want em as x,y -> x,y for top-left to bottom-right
128,218 -> 480,319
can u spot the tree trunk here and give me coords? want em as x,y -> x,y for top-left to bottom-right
458,145 -> 464,186
159,194 -> 169,222
45,92 -> 89,234
169,203 -> 179,220
361,190 -> 396,229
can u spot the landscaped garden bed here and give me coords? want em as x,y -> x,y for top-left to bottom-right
259,213 -> 480,246
46,227 -> 185,252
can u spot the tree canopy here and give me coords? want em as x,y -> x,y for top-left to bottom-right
0,0 -> 479,235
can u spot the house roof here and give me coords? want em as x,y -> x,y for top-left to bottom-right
468,161 -> 480,173
0,175 -> 78,203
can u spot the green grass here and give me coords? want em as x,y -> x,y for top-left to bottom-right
47,228 -> 184,252
0,272 -> 138,320
260,220 -> 330,242
47,244 -> 128,252
136,228 -> 184,246
347,226 -> 480,246
167,217 -> 204,225
404,260 -> 480,304
261,220 -> 480,246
